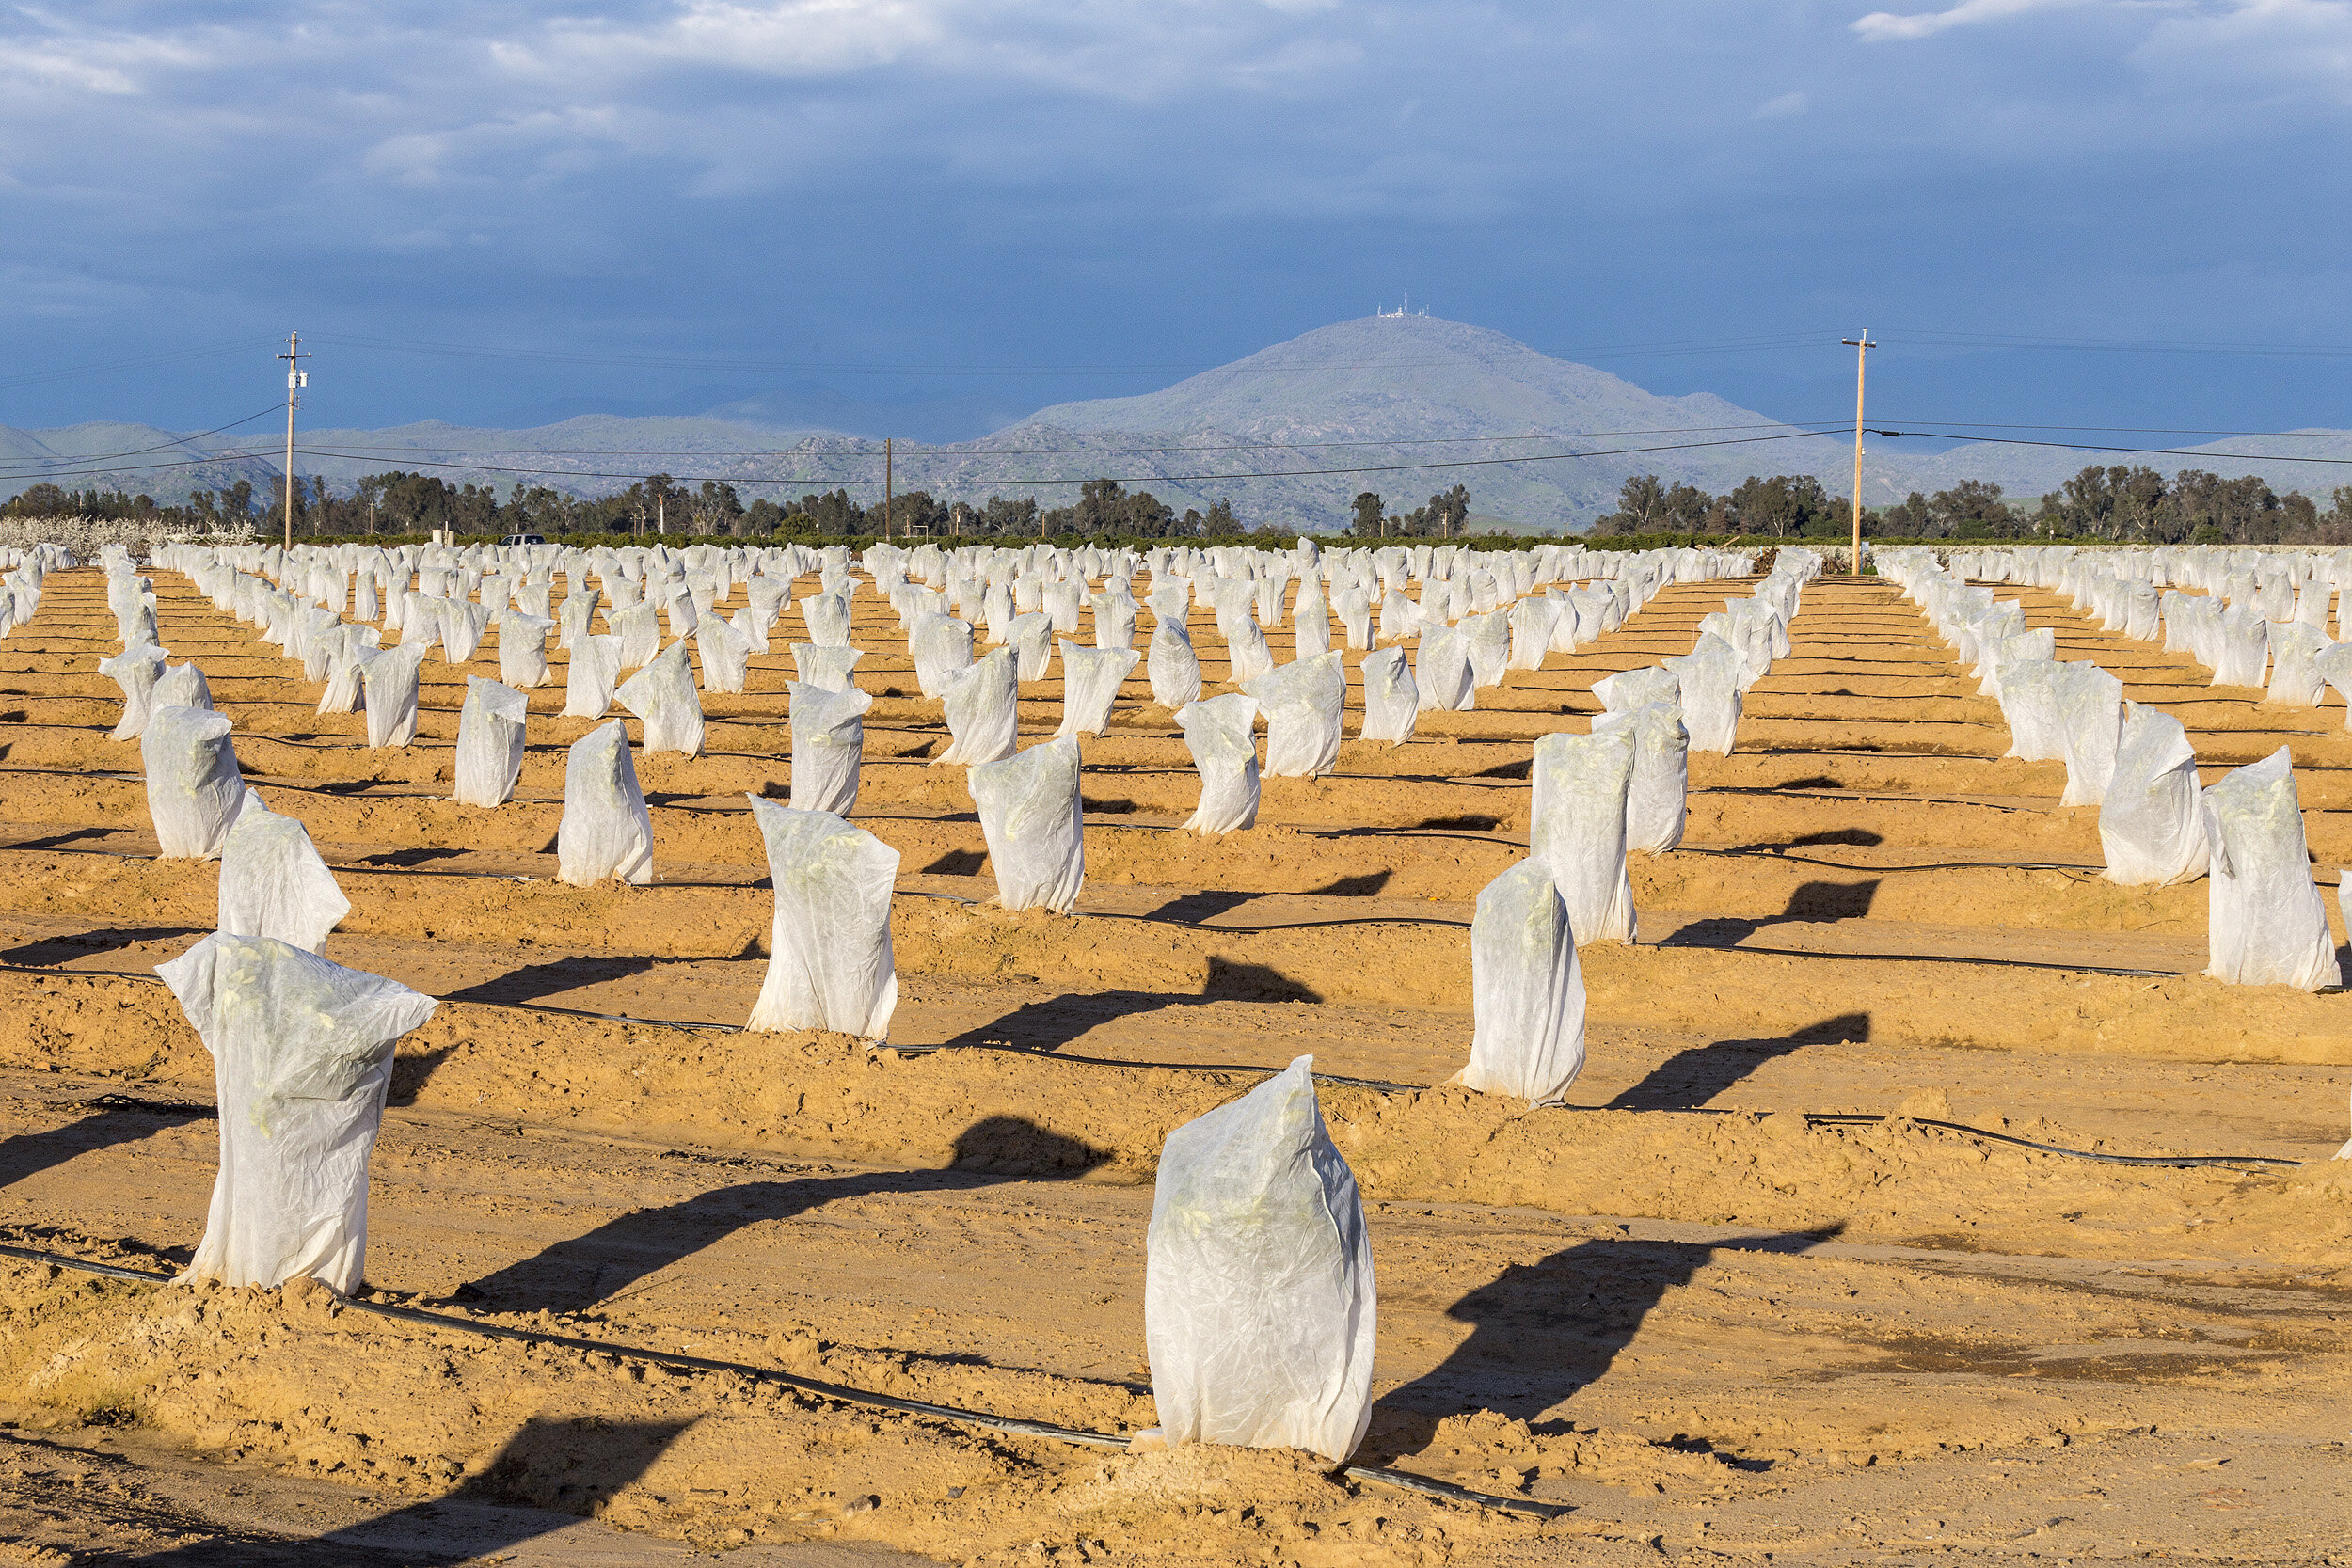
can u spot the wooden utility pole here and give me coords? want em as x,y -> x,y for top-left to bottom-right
1842,331 -> 1876,574
883,437 -> 893,541
277,331 -> 310,549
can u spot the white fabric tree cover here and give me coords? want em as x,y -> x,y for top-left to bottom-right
616,641 -> 706,758
692,615 -> 753,695
1463,610 -> 1511,689
1595,701 -> 1689,854
1592,665 -> 1679,713
1980,627 -> 2055,700
1008,611 -> 1056,682
437,599 -> 489,664
1507,596 -> 1562,672
969,736 -> 1085,912
1333,588 -> 1373,651
158,932 -> 437,1294
2053,661 -> 2125,807
498,612 -> 556,689
558,720 -> 655,886
911,614 -> 975,698
1176,693 -> 1261,834
217,789 -> 350,954
1415,625 -> 1473,712
1459,858 -> 1586,1105
1225,618 -> 1276,685
1143,1055 -> 1375,1464
789,642 -> 865,693
144,706 -> 245,860
101,644 -> 169,740
1997,658 -> 2068,761
361,642 -> 430,748
788,681 -> 870,816
732,605 -> 770,657
2100,701 -> 2209,887
2266,624 -> 2329,706
1243,650 -> 1344,778
935,649 -> 1020,766
1530,725 -> 1637,942
1359,644 -> 1419,745
800,590 -> 853,647
2319,641 -> 2352,729
1292,589 -> 1332,659
2212,609 -> 2269,689
564,633 -> 622,719
612,603 -> 663,670
153,660 -> 214,714
1092,591 -> 1138,652
1057,641 -> 1139,739
319,645 -> 373,716
2201,748 -> 2340,989
453,676 -> 530,808
1663,634 -> 1743,754
398,593 -> 440,650
1149,620 -> 1203,710
743,800 -> 899,1040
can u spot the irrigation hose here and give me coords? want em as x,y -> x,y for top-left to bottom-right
0,1242 -> 1569,1523
0,962 -> 2314,1170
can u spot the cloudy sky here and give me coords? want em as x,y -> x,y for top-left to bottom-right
4,0 -> 2350,441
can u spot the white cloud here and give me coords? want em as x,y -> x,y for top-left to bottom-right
1851,0 -> 2094,42
1755,90 -> 1808,117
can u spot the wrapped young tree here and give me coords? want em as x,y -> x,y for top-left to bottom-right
1596,701 -> 1689,854
1463,609 -> 1511,689
143,705 -> 245,859
2201,748 -> 2341,990
453,676 -> 531,808
969,736 -> 1085,912
158,933 -> 437,1294
744,800 -> 899,1039
934,648 -> 1019,766
1530,724 -> 1637,942
557,720 -> 655,886
100,644 -> 169,740
496,612 -> 557,689
152,660 -> 214,714
1662,633 -> 1743,755
1149,616 -> 1203,710
911,613 -> 975,698
563,633 -> 622,720
216,789 -> 349,954
616,640 -> 706,758
789,643 -> 864,692
1176,694 -> 1260,834
2100,702 -> 2208,887
2053,660 -> 2125,806
1008,611 -> 1056,682
1414,624 -> 1473,712
788,681 -> 871,816
691,615 -> 753,695
1142,1056 -> 1375,1462
360,642 -> 431,748
1359,644 -> 1419,745
1459,858 -> 1586,1104
1243,650 -> 1344,779
1057,641 -> 1140,740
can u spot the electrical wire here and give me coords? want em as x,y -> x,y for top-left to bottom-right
0,403 -> 290,478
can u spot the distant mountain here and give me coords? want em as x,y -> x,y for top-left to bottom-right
9,314 -> 2352,528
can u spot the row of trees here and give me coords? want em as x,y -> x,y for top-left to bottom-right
1349,484 -> 1472,538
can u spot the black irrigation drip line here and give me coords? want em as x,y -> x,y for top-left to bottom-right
1794,1115 -> 2302,1169
0,1242 -> 1566,1521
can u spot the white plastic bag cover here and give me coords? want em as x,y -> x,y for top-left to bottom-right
319,645 -> 373,716
612,603 -> 663,670
2053,661 -> 2125,807
158,933 -> 437,1294
2201,748 -> 2341,990
1460,859 -> 1586,1105
153,660 -> 214,714
564,633 -> 622,719
453,676 -> 530,808
1592,664 -> 1678,713
438,598 -> 489,664
1177,694 -> 1261,834
558,720 -> 655,886
217,788 -> 350,954
1143,1055 -> 1375,1463
1149,621 -> 1203,710
790,642 -> 865,693
1530,726 -> 1637,942
1997,657 -> 2067,761
911,614 -> 975,699
1292,591 -> 1332,660
361,642 -> 429,748
969,736 -> 1085,912
2267,624 -> 2328,706
1414,625 -> 1473,712
498,612 -> 556,689
2099,702 -> 2209,887
1507,596 -> 1562,672
1243,651 -> 1344,779
1057,641 -> 1139,739
2318,641 -> 2352,729
1008,611 -> 1056,682
1463,610 -> 1511,689
1225,618 -> 1276,685
1663,634 -> 1743,754
789,681 -> 870,816
1359,645 -> 1418,745
797,590 -> 851,648
101,645 -> 169,740
616,641 -> 706,758
744,799 -> 899,1040
935,649 -> 1020,766
691,616 -> 753,695
143,706 -> 245,859
1595,701 -> 1689,853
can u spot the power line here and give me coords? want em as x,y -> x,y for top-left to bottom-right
0,401 -> 290,477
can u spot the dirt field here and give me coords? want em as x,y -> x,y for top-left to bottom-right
0,554 -> 2344,1566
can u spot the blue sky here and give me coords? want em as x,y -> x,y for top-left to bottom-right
4,0 -> 2351,442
